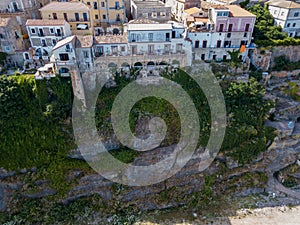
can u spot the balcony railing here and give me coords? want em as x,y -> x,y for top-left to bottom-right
94,51 -> 185,57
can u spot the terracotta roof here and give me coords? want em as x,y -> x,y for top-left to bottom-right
267,0 -> 300,9
211,5 -> 229,9
0,17 -> 11,27
26,19 -> 66,26
184,7 -> 201,15
195,18 -> 209,23
227,5 -> 256,17
40,2 -> 90,12
94,34 -> 128,44
76,35 -> 93,48
53,35 -> 76,51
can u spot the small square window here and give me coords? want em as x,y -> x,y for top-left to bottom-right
50,28 -> 54,34
294,12 -> 299,17
121,46 -> 125,51
227,33 -> 231,38
287,23 -> 290,27
293,23 -> 296,27
95,14 -> 99,19
101,2 -> 105,7
31,28 -> 36,34
152,12 -> 157,18
244,32 -> 247,37
103,14 -> 106,19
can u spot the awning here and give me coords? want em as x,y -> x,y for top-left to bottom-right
77,24 -> 88,29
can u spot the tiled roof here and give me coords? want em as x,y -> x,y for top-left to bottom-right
0,17 -> 11,27
267,0 -> 300,9
211,5 -> 229,9
40,2 -> 90,11
227,5 -> 256,17
184,7 -> 201,15
53,35 -> 76,51
94,34 -> 128,44
26,19 -> 66,26
76,35 -> 93,48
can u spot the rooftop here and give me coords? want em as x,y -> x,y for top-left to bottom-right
26,19 -> 67,26
128,18 -> 159,24
133,0 -> 167,8
76,35 -> 93,48
94,34 -> 128,44
53,35 -> 76,51
211,5 -> 229,10
128,18 -> 172,30
227,5 -> 256,17
267,0 -> 300,9
184,7 -> 201,15
39,2 -> 90,12
0,17 -> 11,27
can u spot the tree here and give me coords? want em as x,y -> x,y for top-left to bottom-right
227,49 -> 242,75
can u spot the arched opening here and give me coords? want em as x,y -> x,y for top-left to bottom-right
134,62 -> 143,69
172,60 -> 180,65
113,28 -> 119,35
108,62 -> 117,68
147,61 -> 155,70
121,62 -> 130,70
59,67 -> 70,77
159,61 -> 168,66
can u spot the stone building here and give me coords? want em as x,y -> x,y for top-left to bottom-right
0,17 -> 25,67
166,0 -> 201,21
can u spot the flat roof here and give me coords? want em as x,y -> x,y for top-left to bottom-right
184,7 -> 201,15
40,2 -> 90,12
133,0 -> 167,8
26,19 -> 67,26
94,34 -> 128,44
128,23 -> 172,31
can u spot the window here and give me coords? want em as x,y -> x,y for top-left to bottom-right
15,31 -> 20,39
152,12 -> 157,18
160,12 -> 166,17
148,44 -> 154,54
75,13 -> 79,21
293,23 -> 296,27
52,39 -> 56,46
31,28 -> 36,34
121,46 -> 125,52
294,12 -> 299,17
53,13 -> 57,19
224,41 -> 231,47
217,40 -> 221,48
202,40 -> 207,48
287,23 -> 290,27
87,2 -> 90,5
41,39 -> 46,47
219,24 -> 224,32
142,13 -> 148,18
95,14 -> 99,20
245,23 -> 250,32
201,54 -> 205,60
131,33 -> 136,41
195,40 -> 199,48
228,24 -> 233,32
50,28 -> 54,34
243,32 -> 247,37
64,13 -> 68,21
111,46 -> 118,53
101,2 -> 105,7
0,34 -> 3,39
102,14 -> 106,19
83,51 -> 89,58
83,13 -> 88,21
217,12 -> 222,16
227,33 -> 231,38
93,2 -> 98,9
213,55 -> 217,60
115,1 -> 119,9
176,43 -> 182,52
148,33 -> 153,41
281,12 -> 284,16
59,53 -> 69,61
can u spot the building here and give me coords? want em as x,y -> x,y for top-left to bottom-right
26,19 -> 72,63
0,0 -> 51,34
0,17 -> 24,67
131,0 -> 171,22
75,35 -> 94,71
93,18 -> 189,69
80,0 -> 126,29
39,1 -> 93,35
186,4 -> 256,61
267,0 -> 300,37
181,7 -> 208,25
167,0 -> 201,21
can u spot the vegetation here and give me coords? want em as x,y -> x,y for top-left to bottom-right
272,55 -> 300,72
248,4 -> 300,46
